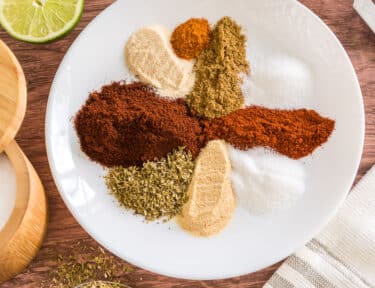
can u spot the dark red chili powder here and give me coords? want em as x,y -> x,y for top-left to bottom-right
75,82 -> 335,167
203,106 -> 335,159
74,82 -> 205,167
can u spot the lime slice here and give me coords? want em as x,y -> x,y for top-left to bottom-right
0,0 -> 84,43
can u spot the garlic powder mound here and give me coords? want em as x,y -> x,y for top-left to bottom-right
125,25 -> 195,99
178,140 -> 236,237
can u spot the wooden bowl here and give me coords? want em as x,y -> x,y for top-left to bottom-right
0,141 -> 48,283
0,40 -> 27,153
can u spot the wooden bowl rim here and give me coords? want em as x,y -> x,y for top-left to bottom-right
0,141 -> 31,248
0,40 -> 27,153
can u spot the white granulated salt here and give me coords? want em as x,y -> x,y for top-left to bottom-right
242,53 -> 313,109
0,154 -> 16,230
229,146 -> 305,214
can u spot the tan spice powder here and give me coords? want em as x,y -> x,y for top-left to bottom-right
186,16 -> 250,119
178,140 -> 236,237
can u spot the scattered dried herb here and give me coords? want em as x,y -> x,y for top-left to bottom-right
78,281 -> 128,288
105,147 -> 194,221
40,241 -> 133,288
187,16 -> 250,119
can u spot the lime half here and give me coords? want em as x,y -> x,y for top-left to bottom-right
0,0 -> 84,43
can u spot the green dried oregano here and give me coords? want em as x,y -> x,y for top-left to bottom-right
78,281 -> 128,288
105,147 -> 194,221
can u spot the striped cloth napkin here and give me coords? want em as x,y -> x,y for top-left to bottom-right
264,165 -> 375,288
353,0 -> 375,33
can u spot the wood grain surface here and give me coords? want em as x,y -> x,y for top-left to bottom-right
0,1 -> 374,287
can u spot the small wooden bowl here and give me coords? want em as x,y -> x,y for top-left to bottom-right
0,39 -> 26,153
0,141 -> 48,283
0,41 -> 46,283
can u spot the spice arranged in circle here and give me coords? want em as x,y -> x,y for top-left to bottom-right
74,16 -> 336,237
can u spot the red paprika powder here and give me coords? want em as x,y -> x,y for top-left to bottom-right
74,82 -> 205,167
75,82 -> 335,167
203,106 -> 335,159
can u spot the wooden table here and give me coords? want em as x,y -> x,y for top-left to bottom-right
1,1 -> 374,287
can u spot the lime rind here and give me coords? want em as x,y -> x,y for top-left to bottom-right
0,0 -> 84,43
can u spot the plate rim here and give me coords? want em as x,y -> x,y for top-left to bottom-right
45,0 -> 365,280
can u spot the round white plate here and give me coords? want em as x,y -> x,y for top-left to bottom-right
46,0 -> 364,280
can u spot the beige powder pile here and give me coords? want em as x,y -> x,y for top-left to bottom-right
178,140 -> 236,237
125,26 -> 195,98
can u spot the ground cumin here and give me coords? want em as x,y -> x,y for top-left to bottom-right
171,18 -> 210,60
74,82 -> 204,167
204,106 -> 335,159
186,16 -> 249,119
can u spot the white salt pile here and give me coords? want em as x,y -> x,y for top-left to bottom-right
0,154 -> 16,230
242,54 -> 313,109
229,147 -> 305,214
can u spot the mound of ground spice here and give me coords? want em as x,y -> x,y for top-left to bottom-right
203,106 -> 335,159
75,82 -> 335,166
186,16 -> 249,119
171,18 -> 210,60
106,147 -> 194,221
74,82 -> 204,167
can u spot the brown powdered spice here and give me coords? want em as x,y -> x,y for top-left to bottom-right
186,16 -> 249,119
75,83 -> 335,166
203,106 -> 335,159
171,18 -> 210,60
74,82 -> 204,168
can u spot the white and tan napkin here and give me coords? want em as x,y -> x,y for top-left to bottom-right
354,0 -> 375,33
264,165 -> 375,288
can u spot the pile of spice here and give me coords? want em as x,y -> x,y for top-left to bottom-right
186,16 -> 250,119
230,147 -> 306,214
75,82 -> 204,168
171,18 -> 210,60
78,281 -> 128,288
40,241 -> 133,288
203,106 -> 335,159
126,25 -> 194,98
105,148 -> 194,221
73,15 -> 337,236
75,83 -> 334,168
178,140 -> 235,236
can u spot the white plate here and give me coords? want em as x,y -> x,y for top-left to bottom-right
46,0 -> 364,280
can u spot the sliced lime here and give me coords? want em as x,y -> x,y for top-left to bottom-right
0,0 -> 84,43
